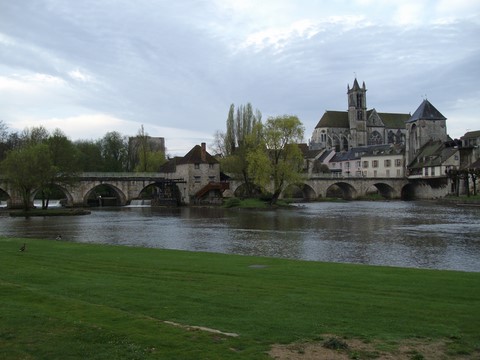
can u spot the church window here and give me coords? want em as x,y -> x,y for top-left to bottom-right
357,110 -> 363,120
369,131 -> 383,145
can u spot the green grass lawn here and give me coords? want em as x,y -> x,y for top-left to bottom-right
1,237 -> 479,359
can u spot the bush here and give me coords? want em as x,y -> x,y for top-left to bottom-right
223,197 -> 241,208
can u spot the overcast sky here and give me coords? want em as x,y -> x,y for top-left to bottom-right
1,1 -> 479,155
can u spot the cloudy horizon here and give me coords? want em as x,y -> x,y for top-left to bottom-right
1,1 -> 479,155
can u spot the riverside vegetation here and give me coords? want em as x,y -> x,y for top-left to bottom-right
1,237 -> 479,359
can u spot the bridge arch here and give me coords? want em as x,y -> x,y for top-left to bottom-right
0,187 -> 10,207
366,182 -> 396,199
283,183 -> 317,201
231,182 -> 265,198
32,184 -> 74,208
138,181 -> 183,206
84,183 -> 127,206
326,182 -> 357,200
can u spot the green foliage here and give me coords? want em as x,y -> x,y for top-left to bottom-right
100,131 -> 128,172
247,115 -> 305,204
0,238 -> 479,359
0,127 -> 80,209
1,143 -> 55,210
219,103 -> 263,197
223,197 -> 241,208
74,140 -> 105,171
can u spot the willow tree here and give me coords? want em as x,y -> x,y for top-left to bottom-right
219,103 -> 262,197
247,115 -> 305,204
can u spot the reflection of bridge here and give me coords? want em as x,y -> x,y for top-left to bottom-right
0,172 -> 447,208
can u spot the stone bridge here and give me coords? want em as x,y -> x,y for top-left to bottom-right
0,173 -> 187,208
226,176 -> 435,200
0,172 -> 448,208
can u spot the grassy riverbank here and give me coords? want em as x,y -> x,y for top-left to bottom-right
1,238 -> 479,359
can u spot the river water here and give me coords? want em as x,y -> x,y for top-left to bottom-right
1,201 -> 479,272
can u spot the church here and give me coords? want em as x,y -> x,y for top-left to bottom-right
309,79 -> 411,151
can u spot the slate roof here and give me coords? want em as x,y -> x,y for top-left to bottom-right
463,130 -> 480,139
315,111 -> 349,128
374,112 -> 410,128
316,110 -> 409,129
158,144 -> 218,172
329,144 -> 403,163
407,99 -> 446,123
408,140 -> 457,169
176,144 -> 218,165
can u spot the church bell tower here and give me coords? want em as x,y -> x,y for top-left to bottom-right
348,79 -> 367,147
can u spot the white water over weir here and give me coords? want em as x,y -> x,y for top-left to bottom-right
128,199 -> 152,207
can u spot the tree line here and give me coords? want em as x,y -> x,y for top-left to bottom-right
0,122 -> 166,209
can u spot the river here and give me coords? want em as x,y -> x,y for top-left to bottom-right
1,201 -> 479,272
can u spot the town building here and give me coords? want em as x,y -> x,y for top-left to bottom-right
307,78 -> 479,197
159,142 -> 227,204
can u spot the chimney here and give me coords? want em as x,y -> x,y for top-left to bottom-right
201,142 -> 206,162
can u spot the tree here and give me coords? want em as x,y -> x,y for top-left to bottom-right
247,115 -> 305,204
218,103 -> 262,197
39,129 -> 79,208
21,125 -> 50,146
100,131 -> 128,172
74,140 -> 105,171
1,143 -> 55,210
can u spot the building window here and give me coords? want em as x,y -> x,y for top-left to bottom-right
209,176 -> 216,182
372,160 -> 378,168
424,168 -> 428,176
194,163 -> 200,169
384,159 -> 391,167
386,170 -> 390,177
194,176 -> 201,183
363,161 -> 369,168
209,163 -> 214,169
356,161 -> 361,168
373,170 -> 377,177
395,159 -> 402,167
397,169 -> 401,177
431,167 -> 435,176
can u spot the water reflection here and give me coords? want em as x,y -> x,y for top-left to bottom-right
0,201 -> 479,272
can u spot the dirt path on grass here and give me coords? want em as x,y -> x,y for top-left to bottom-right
269,335 -> 478,359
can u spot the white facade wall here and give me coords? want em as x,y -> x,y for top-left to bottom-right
361,154 -> 405,178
